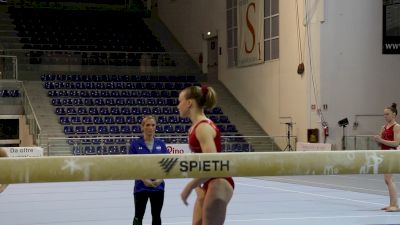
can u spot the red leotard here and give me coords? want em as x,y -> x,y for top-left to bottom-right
188,119 -> 234,190
381,124 -> 397,150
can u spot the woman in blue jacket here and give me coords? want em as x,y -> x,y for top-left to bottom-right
129,116 -> 169,225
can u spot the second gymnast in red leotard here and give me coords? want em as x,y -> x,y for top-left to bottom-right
375,103 -> 400,212
177,85 -> 234,225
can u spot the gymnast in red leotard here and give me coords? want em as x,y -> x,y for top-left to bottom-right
375,103 -> 400,212
177,85 -> 234,225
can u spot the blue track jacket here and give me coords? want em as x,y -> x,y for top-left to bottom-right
129,137 -> 169,193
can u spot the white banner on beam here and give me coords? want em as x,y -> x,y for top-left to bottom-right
237,0 -> 264,66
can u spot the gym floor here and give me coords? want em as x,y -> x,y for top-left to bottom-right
1,175 -> 400,225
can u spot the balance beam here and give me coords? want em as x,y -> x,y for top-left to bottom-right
0,150 -> 397,184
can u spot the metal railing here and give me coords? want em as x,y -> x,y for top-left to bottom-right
21,83 -> 41,145
3,49 -> 200,75
46,135 -> 297,156
345,135 -> 380,150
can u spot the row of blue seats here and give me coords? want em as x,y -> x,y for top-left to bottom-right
60,115 -> 191,125
67,137 -> 131,145
43,81 -> 195,90
48,90 -> 179,98
66,136 -> 248,146
64,123 -> 238,135
59,115 -> 227,125
52,97 -> 178,106
0,90 -> 20,97
55,106 -> 223,116
73,145 -> 128,155
41,74 -> 197,82
72,142 -> 253,155
64,124 -> 190,135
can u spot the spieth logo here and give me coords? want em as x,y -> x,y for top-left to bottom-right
159,158 -> 230,173
159,158 -> 179,173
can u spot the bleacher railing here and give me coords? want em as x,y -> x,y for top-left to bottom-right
46,135 -> 297,156
3,49 -> 201,75
21,83 -> 41,145
344,135 -> 380,150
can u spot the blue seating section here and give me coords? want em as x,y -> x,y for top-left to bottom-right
0,90 -> 20,97
43,74 -> 249,154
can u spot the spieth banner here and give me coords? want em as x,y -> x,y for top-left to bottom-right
238,0 -> 264,66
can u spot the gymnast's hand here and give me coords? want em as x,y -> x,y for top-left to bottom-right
374,135 -> 382,143
142,179 -> 157,188
181,183 -> 193,206
152,179 -> 163,187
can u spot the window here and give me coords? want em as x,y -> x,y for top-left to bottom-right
227,0 -> 279,66
227,0 -> 238,67
264,0 -> 279,61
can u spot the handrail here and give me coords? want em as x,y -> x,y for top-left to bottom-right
4,48 -> 188,55
21,83 -> 41,136
47,135 -> 296,140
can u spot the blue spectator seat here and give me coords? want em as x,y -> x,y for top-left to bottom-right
120,146 -> 128,154
92,139 -> 101,145
106,99 -> 116,106
63,99 -> 73,106
97,146 -> 108,154
109,146 -> 120,154
85,99 -> 94,106
137,98 -> 146,106
152,107 -> 161,115
132,107 -> 141,115
60,116 -> 70,125
105,116 -> 114,124
78,107 -> 88,115
126,99 -> 135,105
93,116 -> 104,124
89,107 -> 99,115
126,116 -> 135,124
164,125 -> 174,133
111,107 -> 120,115
82,116 -> 93,124
95,98 -> 105,106
100,107 -> 110,115
75,126 -> 86,134
73,99 -> 84,106
64,126 -> 74,134
72,145 -> 82,155
132,125 -> 141,133
87,126 -> 97,134
71,116 -> 82,124
115,138 -> 126,144
121,125 -> 131,134
115,116 -> 125,124
116,99 -> 126,105
168,115 -> 179,124
175,125 -> 185,133
156,125 -> 164,133
227,125 -> 238,132
142,107 -> 151,115
104,138 -> 114,144
98,126 -> 109,134
110,125 -> 120,134
121,107 -> 131,115
67,107 -> 77,115
52,99 -> 62,106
